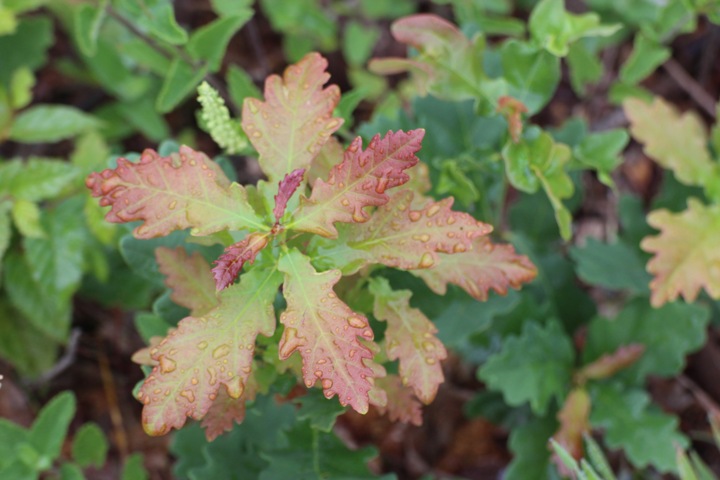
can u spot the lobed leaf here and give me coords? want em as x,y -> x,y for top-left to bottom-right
641,199 -> 720,306
414,236 -> 537,301
625,97 -> 718,193
374,375 -> 423,426
277,249 -> 384,414
137,266 -> 282,436
211,232 -> 270,290
155,247 -> 218,316
290,129 -> 425,237
346,189 -> 492,272
242,52 -> 343,181
86,146 -> 266,238
370,278 -> 447,404
273,168 -> 305,224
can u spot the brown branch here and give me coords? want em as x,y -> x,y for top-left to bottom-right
662,58 -> 717,119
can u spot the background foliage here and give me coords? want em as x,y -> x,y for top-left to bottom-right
2,0 -> 720,479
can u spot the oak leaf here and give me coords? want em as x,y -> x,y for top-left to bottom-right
641,199 -> 720,306
277,248 -> 383,414
137,266 -> 282,436
200,369 -> 258,441
273,168 -> 305,224
155,247 -> 217,316
374,375 -> 423,426
415,236 -> 537,301
370,277 -> 446,404
242,52 -> 343,181
575,344 -> 645,384
289,129 -> 425,237
211,232 -> 270,290
551,388 -> 591,475
86,146 -> 265,238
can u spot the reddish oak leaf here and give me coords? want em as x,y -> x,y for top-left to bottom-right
200,369 -> 259,441
242,53 -> 343,181
86,146 -> 265,238
391,13 -> 466,50
273,168 -> 305,224
551,388 -> 591,476
156,247 -> 218,316
211,232 -> 271,290
375,375 -> 423,426
336,190 -> 491,272
497,96 -> 528,143
415,236 -> 537,301
576,344 -> 645,384
641,199 -> 720,306
137,266 -> 282,436
277,248 -> 383,414
370,277 -> 446,404
289,129 -> 425,237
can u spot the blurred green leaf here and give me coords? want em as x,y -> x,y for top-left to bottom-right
567,41 -> 603,96
0,298 -> 58,377
72,2 -> 107,56
29,391 -> 76,464
0,158 -> 78,201
504,415 -> 557,480
479,320 -> 574,415
343,20 -> 379,67
570,238 -> 650,294
9,67 -> 34,109
59,463 -> 84,480
156,57 -> 208,113
11,199 -> 44,238
227,64 -> 261,108
187,13 -> 252,72
114,0 -> 187,45
591,383 -> 687,472
71,423 -> 108,468
500,40 -> 560,114
121,453 -> 149,480
619,33 -> 671,84
0,16 -> 52,86
9,105 -> 100,143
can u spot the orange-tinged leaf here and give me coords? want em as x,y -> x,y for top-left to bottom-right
551,388 -> 591,475
137,266 -> 282,436
375,375 -> 423,426
576,344 -> 645,384
86,146 -> 266,238
625,97 -> 715,188
211,232 -> 270,290
200,370 -> 258,441
289,130 -> 425,238
277,248 -> 383,414
155,247 -> 218,316
414,236 -> 537,301
497,96 -> 528,143
370,277 -> 446,404
340,190 -> 491,272
391,14 -> 466,50
641,199 -> 720,307
242,53 -> 343,181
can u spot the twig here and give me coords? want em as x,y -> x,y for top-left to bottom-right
98,349 -> 129,459
662,58 -> 717,119
26,329 -> 82,388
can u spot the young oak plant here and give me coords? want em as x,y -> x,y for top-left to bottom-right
86,53 -> 536,439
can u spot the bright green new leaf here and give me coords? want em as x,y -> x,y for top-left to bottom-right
584,299 -> 709,384
29,391 -> 76,464
187,14 -> 252,72
566,41 -> 603,96
591,384 -> 687,472
479,320 -> 574,415
343,20 -> 380,67
500,40 -> 560,114
620,33 -> 671,85
114,0 -> 187,45
0,158 -> 77,201
625,96 -> 719,197
570,238 -> 651,294
71,423 -> 108,468
0,202 -> 11,275
11,198 -> 44,238
157,58 -> 209,113
210,0 -> 253,16
197,82 -> 247,154
9,105 -> 100,143
642,199 -> 720,306
9,67 -> 34,109
574,129 -> 629,187
529,0 -> 619,56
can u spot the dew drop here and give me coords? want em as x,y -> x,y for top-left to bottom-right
242,366 -> 251,374
153,388 -> 161,395
425,357 -> 437,365
422,341 -> 436,351
314,370 -> 323,378
247,101 -> 258,114
347,316 -> 366,328
168,200 -> 177,210
321,378 -> 333,389
197,341 -> 208,350
207,367 -> 218,386
375,176 -> 390,194
324,390 -> 334,399
180,390 -> 195,403
362,329 -> 373,338
447,216 -> 456,225
412,234 -> 431,243
409,211 -> 422,222
213,344 -> 231,359
348,349 -> 356,358
317,358 -> 328,365
191,377 -> 198,385
418,253 -> 434,268
453,243 -> 467,253
159,356 -> 177,373
252,131 -> 262,138
426,204 -> 441,217
341,198 -> 350,207
306,379 -> 314,387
